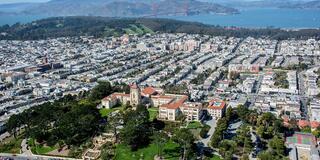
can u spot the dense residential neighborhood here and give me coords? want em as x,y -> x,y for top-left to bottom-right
0,33 -> 320,160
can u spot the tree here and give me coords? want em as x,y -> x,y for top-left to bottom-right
120,106 -> 151,150
211,117 -> 228,148
300,126 -> 311,133
237,105 -> 249,122
268,136 -> 286,156
235,125 -> 253,154
312,128 -> 320,138
258,151 -> 275,160
218,140 -> 236,159
153,131 -> 169,158
6,114 -> 21,139
89,81 -> 112,101
172,128 -> 195,160
100,142 -> 115,160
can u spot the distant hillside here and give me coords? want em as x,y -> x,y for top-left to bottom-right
0,3 -> 39,12
12,0 -> 238,17
280,0 -> 320,9
0,16 -> 319,40
214,0 -> 300,8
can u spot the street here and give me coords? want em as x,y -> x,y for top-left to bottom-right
0,153 -> 80,160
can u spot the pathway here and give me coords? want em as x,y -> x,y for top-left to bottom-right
199,118 -> 217,147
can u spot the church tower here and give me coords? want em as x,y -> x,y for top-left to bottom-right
130,83 -> 141,106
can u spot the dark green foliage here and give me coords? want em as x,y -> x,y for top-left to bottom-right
211,117 -> 229,148
1,17 -> 320,40
200,124 -> 211,138
89,81 -> 130,101
172,128 -> 196,160
274,72 -> 289,89
120,105 -> 151,151
218,140 -> 237,160
258,136 -> 286,160
89,81 -> 112,101
6,96 -> 102,147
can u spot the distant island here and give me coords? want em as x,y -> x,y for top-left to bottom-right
280,0 -> 320,9
0,0 -> 239,17
0,16 -> 319,40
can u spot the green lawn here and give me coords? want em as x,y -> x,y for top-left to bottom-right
100,105 -> 124,117
211,155 -> 222,160
115,140 -> 180,160
187,121 -> 203,129
140,25 -> 154,34
100,108 -> 114,117
34,145 -> 57,154
0,138 -> 23,154
29,138 -> 57,155
148,108 -> 158,121
124,28 -> 136,35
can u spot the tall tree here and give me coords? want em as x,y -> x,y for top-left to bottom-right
89,81 -> 112,101
120,106 -> 151,150
6,114 -> 21,139
153,131 -> 169,158
172,128 -> 195,160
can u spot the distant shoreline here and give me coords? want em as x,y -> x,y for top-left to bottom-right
0,7 -> 320,31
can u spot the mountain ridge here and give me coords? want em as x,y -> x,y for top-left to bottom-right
0,0 -> 239,17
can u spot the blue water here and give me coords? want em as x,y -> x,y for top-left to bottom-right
163,8 -> 320,29
0,8 -> 319,28
0,15 -> 48,26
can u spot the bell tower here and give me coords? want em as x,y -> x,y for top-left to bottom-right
130,83 -> 141,106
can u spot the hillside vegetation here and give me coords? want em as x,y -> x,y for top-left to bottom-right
0,16 -> 320,40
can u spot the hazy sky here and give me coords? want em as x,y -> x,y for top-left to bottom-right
0,0 -> 49,4
0,0 -> 314,4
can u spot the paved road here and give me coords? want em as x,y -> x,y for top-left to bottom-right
21,139 -> 33,156
298,71 -> 309,120
199,118 -> 217,147
0,132 -> 10,142
0,153 -> 80,160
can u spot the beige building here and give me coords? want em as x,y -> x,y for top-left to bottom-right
180,102 -> 203,121
207,99 -> 226,119
159,95 -> 188,121
101,85 -> 203,122
101,84 -> 140,109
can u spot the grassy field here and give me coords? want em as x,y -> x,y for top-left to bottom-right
187,121 -> 203,129
114,140 -> 180,160
99,105 -> 124,117
211,155 -> 222,160
0,137 -> 23,154
148,108 -> 158,121
28,138 -> 57,155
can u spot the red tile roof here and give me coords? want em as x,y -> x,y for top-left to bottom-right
208,99 -> 226,110
298,120 -> 310,128
311,121 -> 320,129
160,95 -> 188,110
142,86 -> 157,95
102,93 -> 129,101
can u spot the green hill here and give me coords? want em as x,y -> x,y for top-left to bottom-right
0,16 -> 319,40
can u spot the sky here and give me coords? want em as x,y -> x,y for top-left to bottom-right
0,0 -> 49,4
0,0 -> 314,4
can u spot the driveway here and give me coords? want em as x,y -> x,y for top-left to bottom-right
199,118 -> 217,147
